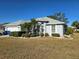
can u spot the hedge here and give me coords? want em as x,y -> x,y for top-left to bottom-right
52,33 -> 60,37
10,31 -> 26,37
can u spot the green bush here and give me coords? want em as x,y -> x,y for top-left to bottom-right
65,27 -> 73,35
10,32 -> 19,37
52,33 -> 60,37
0,33 -> 2,36
10,31 -> 26,37
20,31 -> 26,36
40,33 -> 44,37
21,33 -> 31,37
21,33 -> 26,37
30,33 -> 35,37
45,33 -> 49,37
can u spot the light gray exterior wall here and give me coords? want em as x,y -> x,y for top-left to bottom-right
55,25 -> 64,37
5,26 -> 21,32
42,24 -> 64,37
45,25 -> 52,36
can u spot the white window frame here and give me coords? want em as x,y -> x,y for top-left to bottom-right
52,25 -> 55,33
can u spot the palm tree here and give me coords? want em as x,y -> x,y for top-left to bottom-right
31,18 -> 39,36
21,22 -> 32,33
21,18 -> 39,36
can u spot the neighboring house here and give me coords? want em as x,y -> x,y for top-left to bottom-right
4,20 -> 30,32
36,17 -> 65,37
0,24 -> 5,33
71,26 -> 76,32
71,26 -> 79,32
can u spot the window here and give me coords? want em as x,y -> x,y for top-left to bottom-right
41,26 -> 44,32
52,25 -> 55,33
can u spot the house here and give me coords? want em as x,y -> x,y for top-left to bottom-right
36,17 -> 65,37
0,24 -> 5,33
4,20 -> 30,32
4,17 -> 65,37
71,26 -> 79,32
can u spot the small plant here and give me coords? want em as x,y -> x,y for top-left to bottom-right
0,33 -> 2,36
40,33 -> 44,37
52,33 -> 60,37
10,32 -> 19,37
21,33 -> 31,37
65,27 -> 73,35
10,31 -> 26,37
45,33 -> 49,37
30,32 -> 37,37
30,33 -> 36,37
21,33 -> 26,37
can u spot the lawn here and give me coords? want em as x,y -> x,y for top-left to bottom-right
0,33 -> 79,59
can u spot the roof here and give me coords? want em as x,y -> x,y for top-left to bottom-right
36,17 -> 65,24
70,26 -> 76,28
4,20 -> 31,26
4,17 -> 65,27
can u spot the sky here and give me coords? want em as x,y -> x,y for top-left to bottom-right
0,0 -> 79,26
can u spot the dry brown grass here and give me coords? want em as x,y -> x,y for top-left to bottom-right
0,34 -> 79,59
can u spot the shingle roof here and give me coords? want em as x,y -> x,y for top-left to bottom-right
4,17 -> 65,27
36,17 -> 65,24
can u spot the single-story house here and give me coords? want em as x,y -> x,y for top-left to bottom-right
36,17 -> 65,37
71,26 -> 79,32
4,17 -> 65,37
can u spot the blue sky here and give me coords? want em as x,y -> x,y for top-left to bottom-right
0,0 -> 79,26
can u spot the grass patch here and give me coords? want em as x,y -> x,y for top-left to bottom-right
0,35 -> 78,59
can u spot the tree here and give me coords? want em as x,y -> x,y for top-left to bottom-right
21,18 -> 39,36
47,15 -> 57,20
21,22 -> 32,33
31,18 -> 37,25
65,27 -> 73,35
48,12 -> 68,23
31,18 -> 39,36
71,20 -> 79,27
2,22 -> 10,25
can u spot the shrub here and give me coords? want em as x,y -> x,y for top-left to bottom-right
65,27 -> 73,35
45,33 -> 49,37
40,33 -> 44,37
18,31 -> 26,36
21,32 -> 39,37
76,31 -> 79,33
30,33 -> 37,37
10,32 -> 19,37
21,33 -> 31,37
21,33 -> 26,37
0,33 -> 2,36
52,33 -> 60,37
10,31 -> 26,37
